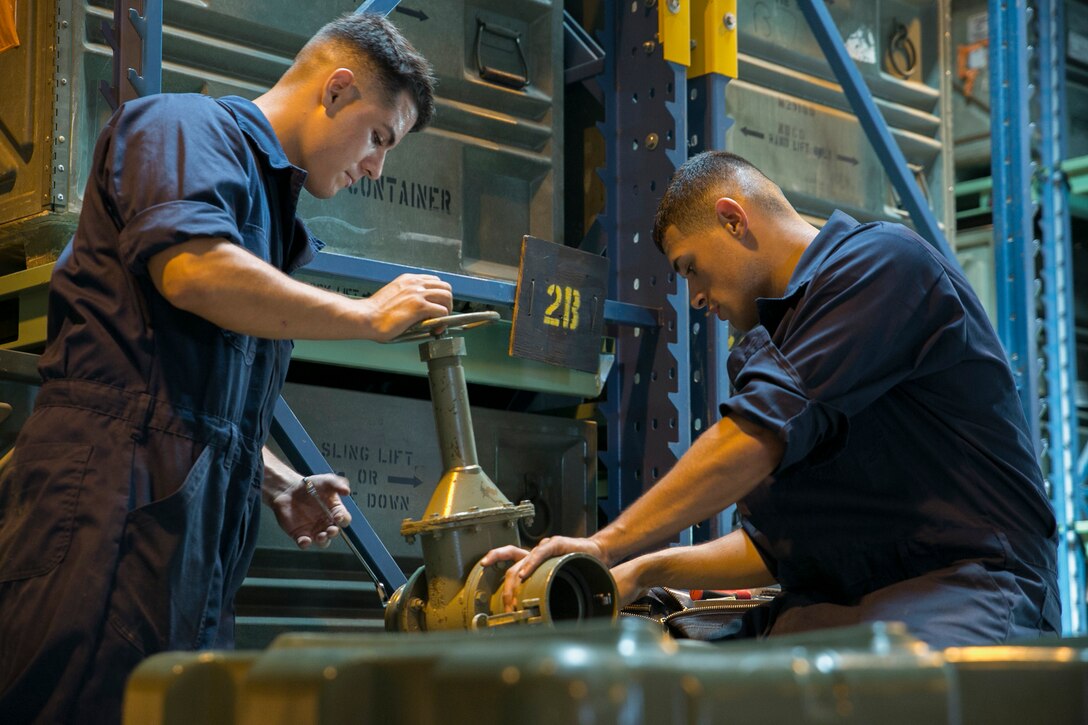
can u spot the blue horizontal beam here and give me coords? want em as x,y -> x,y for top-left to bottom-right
354,0 -> 401,15
307,251 -> 659,327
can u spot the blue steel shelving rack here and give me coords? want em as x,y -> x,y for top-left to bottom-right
587,0 -> 690,526
104,0 -> 1088,630
990,0 -> 1086,633
606,0 -> 1088,634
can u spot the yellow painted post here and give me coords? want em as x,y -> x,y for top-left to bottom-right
657,0 -> 691,67
688,0 -> 738,79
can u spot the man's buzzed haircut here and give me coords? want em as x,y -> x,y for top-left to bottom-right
652,151 -> 792,251
292,12 -> 436,132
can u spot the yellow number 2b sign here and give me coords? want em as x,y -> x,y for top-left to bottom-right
510,236 -> 608,373
543,284 -> 580,330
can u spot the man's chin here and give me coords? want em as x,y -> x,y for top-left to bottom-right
304,183 -> 337,199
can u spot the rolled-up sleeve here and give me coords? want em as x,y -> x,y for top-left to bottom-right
721,229 -> 966,473
721,324 -> 848,470
104,99 -> 253,274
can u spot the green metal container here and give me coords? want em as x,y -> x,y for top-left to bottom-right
731,0 -> 954,232
945,642 -> 1088,724
122,651 -> 259,725
127,619 -> 961,725
1,0 -> 563,280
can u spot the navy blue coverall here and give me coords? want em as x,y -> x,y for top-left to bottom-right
0,94 -> 319,724
722,211 -> 1061,648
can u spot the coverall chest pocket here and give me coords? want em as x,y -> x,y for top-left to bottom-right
0,443 -> 93,582
220,328 -> 256,365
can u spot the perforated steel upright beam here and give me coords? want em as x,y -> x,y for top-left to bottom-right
988,0 -> 1041,444
594,0 -> 688,523
1036,0 -> 1085,634
99,1 -> 161,110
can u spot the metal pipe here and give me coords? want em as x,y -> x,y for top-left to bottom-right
421,337 -> 479,470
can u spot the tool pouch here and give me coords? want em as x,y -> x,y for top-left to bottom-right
620,586 -> 780,641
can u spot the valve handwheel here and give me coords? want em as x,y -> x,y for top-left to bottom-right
388,311 -> 501,343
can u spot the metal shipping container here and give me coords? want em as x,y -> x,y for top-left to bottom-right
262,382 -> 597,562
238,382 -> 597,645
0,0 -> 563,280
729,0 -> 954,232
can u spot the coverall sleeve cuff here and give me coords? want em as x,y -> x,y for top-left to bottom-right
719,326 -> 848,473
119,199 -> 246,274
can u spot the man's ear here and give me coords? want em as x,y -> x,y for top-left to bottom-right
322,68 -> 357,114
714,197 -> 748,238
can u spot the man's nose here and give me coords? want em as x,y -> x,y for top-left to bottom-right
691,290 -> 707,309
363,149 -> 388,180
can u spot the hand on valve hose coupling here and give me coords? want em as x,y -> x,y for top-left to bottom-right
268,473 -> 353,550
479,536 -> 609,612
363,273 -> 453,341
608,558 -> 652,608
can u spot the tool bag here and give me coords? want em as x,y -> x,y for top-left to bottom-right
620,586 -> 780,641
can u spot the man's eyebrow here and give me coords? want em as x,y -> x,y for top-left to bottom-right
672,256 -> 682,274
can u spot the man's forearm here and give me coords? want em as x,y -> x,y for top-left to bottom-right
592,414 -> 782,564
261,446 -> 298,505
149,239 -> 375,340
622,528 -> 776,593
147,238 -> 452,341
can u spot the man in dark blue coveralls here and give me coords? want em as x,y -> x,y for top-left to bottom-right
0,13 -> 453,725
483,150 -> 1061,648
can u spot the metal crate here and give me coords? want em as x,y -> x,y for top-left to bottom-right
263,382 -> 596,561
237,382 -> 597,646
730,0 -> 954,230
0,0 -> 562,280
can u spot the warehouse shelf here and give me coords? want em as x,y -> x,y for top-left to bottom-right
954,155 -> 1088,222
0,254 -> 636,397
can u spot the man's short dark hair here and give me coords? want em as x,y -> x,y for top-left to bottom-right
652,151 -> 791,251
298,12 -> 436,132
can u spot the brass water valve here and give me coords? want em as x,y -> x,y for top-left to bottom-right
383,312 -> 617,631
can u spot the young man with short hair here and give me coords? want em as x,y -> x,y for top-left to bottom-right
0,13 -> 450,723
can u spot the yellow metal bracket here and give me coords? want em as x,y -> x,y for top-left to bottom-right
657,0 -> 691,67
688,0 -> 738,79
